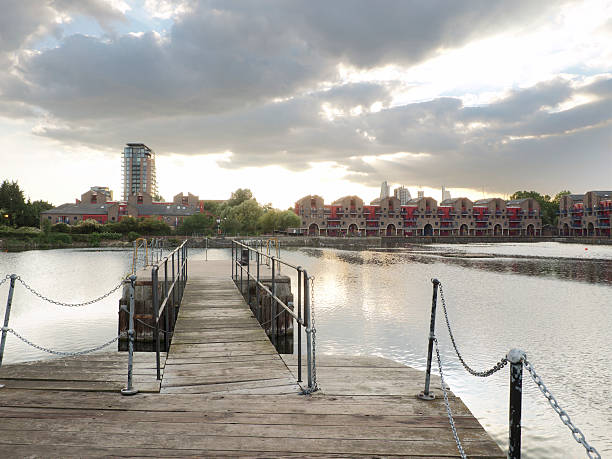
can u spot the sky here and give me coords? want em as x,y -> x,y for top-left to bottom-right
0,0 -> 610,208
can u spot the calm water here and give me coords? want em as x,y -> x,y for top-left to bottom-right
0,243 -> 610,457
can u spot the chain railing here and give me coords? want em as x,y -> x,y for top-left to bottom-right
418,279 -> 601,459
231,239 -> 317,393
0,273 -> 139,395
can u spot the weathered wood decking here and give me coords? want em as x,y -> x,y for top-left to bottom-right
0,259 -> 504,457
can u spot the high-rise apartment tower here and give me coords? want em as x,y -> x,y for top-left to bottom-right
380,181 -> 391,199
394,186 -> 412,205
121,143 -> 158,200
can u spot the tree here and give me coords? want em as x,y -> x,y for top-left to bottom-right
277,210 -> 301,231
509,190 -> 565,226
177,213 -> 215,235
226,189 -> 253,207
0,180 -> 26,226
152,193 -> 165,202
138,217 -> 172,236
225,199 -> 263,235
23,200 -> 53,227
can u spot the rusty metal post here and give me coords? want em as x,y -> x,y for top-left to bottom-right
152,267 -> 161,380
303,269 -> 313,390
418,278 -> 440,400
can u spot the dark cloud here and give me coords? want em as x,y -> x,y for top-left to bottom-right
0,0 -> 609,195
2,0 -> 568,120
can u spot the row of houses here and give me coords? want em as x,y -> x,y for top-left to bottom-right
294,195 -> 543,237
558,191 -> 611,237
40,188 -> 204,228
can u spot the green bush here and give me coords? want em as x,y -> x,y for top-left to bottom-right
51,223 -> 71,233
88,233 -> 101,247
15,226 -> 41,235
72,219 -> 102,234
99,232 -> 122,240
37,233 -> 72,244
127,231 -> 140,242
70,234 -> 89,242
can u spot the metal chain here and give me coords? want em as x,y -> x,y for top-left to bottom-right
438,283 -> 508,377
259,307 -> 287,327
309,275 -> 318,392
3,327 -> 126,356
16,276 -> 126,307
0,274 -> 10,288
434,336 -> 467,459
134,317 -> 171,334
523,358 -> 601,459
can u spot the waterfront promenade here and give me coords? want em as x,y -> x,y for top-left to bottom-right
0,259 -> 504,457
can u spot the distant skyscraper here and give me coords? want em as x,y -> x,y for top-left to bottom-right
442,185 -> 451,201
417,190 -> 425,198
394,186 -> 411,205
380,181 -> 391,199
122,143 -> 158,200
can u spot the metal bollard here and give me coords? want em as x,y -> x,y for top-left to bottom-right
121,275 -> 138,396
0,274 -> 18,369
508,349 -> 525,459
418,278 -> 440,401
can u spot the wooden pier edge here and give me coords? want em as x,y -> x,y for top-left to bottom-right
0,259 -> 505,457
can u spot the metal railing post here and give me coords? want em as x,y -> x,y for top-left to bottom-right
508,349 -> 525,459
164,258 -> 170,352
122,275 -> 138,395
171,252 -> 176,335
304,269 -> 313,390
205,237 -> 208,261
297,267 -> 302,382
418,278 -> 440,401
247,253 -> 251,308
271,256 -> 276,338
256,251 -> 260,321
0,274 -> 18,368
152,267 -> 161,380
232,242 -> 235,280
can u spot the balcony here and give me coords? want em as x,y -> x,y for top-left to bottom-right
570,223 -> 582,228
597,222 -> 611,227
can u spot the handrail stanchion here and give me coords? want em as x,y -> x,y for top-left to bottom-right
152,267 -> 161,380
418,278 -> 440,401
304,269 -> 312,390
0,274 -> 18,368
247,254 -> 251,308
171,252 -> 176,337
164,258 -> 170,352
205,237 -> 208,261
121,275 -> 138,395
271,256 -> 276,339
231,242 -> 235,281
508,349 -> 525,459
297,267 -> 302,383
256,251 -> 260,321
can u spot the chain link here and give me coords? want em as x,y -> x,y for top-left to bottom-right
16,276 -> 126,307
309,275 -> 318,392
434,337 -> 467,459
438,283 -> 508,377
134,317 -> 171,334
0,274 -> 10,288
3,327 -> 126,356
523,358 -> 601,459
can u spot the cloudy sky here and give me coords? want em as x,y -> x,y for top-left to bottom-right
1,0 -> 610,208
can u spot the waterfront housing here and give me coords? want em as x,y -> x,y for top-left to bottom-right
558,191 -> 611,237
40,189 -> 203,228
294,194 -> 543,236
122,143 -> 158,200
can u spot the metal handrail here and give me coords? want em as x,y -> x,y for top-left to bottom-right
151,240 -> 188,380
231,239 -> 317,392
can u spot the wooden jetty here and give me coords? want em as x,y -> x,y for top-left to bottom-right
0,259 -> 504,457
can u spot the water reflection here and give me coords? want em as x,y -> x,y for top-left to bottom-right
281,245 -> 612,458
